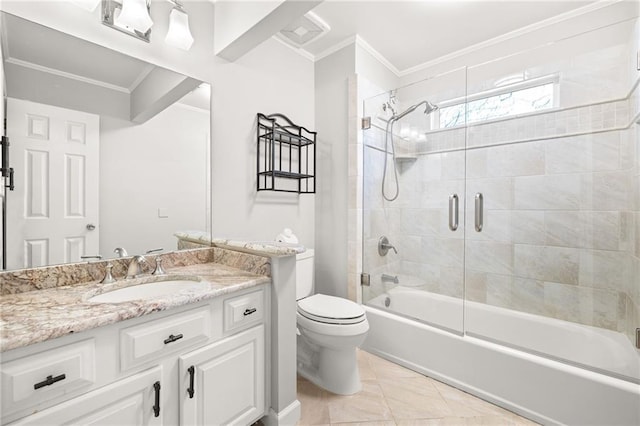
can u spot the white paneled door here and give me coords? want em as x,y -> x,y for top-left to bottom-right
6,98 -> 99,269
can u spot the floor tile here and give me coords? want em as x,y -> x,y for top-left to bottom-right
296,349 -> 537,426
379,376 -> 453,420
357,348 -> 377,380
327,380 -> 394,423
297,376 -> 331,425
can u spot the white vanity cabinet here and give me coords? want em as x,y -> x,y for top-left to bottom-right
7,367 -> 163,426
179,325 -> 265,425
1,286 -> 268,426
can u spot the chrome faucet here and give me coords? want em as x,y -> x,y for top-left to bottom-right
126,255 -> 147,279
378,236 -> 398,256
125,249 -> 164,279
114,247 -> 128,258
381,274 -> 399,284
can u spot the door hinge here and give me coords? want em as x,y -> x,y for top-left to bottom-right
361,117 -> 371,130
636,328 -> 640,349
361,273 -> 370,286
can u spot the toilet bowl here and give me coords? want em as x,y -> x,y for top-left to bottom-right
295,250 -> 369,395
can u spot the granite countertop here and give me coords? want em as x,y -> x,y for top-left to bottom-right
173,231 -> 305,256
0,261 -> 270,353
212,238 -> 306,256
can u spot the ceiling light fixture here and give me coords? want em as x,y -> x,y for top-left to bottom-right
116,0 -> 153,32
102,0 -> 152,43
165,0 -> 194,51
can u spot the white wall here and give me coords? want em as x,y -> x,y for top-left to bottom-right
314,44 -> 356,298
355,44 -> 399,96
314,41 -> 400,299
210,37 -> 315,246
100,103 -> 209,257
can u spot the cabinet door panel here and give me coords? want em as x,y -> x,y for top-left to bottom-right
8,367 -> 162,426
180,325 -> 264,426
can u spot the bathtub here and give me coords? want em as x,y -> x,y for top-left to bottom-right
364,287 -> 640,425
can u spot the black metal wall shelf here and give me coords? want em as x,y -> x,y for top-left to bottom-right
257,113 -> 316,194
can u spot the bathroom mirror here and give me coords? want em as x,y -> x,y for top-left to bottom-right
0,12 -> 211,270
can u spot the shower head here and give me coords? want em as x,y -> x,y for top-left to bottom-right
423,101 -> 439,115
392,100 -> 439,121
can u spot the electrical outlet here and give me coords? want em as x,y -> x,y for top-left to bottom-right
158,208 -> 169,218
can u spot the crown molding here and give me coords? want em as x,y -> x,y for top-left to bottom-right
398,0 -> 625,77
353,35 -> 401,76
314,34 -> 358,62
5,57 -> 130,93
302,0 -> 628,78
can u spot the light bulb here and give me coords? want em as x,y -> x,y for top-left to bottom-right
115,0 -> 153,33
165,7 -> 194,50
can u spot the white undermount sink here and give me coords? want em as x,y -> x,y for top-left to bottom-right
88,278 -> 210,303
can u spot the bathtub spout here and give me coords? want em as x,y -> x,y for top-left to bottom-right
381,274 -> 399,284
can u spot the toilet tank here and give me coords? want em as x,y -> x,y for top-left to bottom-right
296,249 -> 314,300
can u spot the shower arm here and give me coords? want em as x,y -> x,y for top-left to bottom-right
391,100 -> 438,121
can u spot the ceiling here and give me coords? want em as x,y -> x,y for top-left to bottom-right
301,0 -> 597,73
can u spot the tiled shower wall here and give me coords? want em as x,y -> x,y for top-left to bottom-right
362,81 -> 639,339
461,99 -> 638,338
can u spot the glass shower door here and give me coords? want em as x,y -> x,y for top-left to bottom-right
361,68 -> 467,334
463,17 -> 640,382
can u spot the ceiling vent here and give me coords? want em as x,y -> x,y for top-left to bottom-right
276,12 -> 329,48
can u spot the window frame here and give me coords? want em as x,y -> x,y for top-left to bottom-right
433,74 -> 560,129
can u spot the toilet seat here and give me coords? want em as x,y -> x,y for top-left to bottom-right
297,294 -> 366,325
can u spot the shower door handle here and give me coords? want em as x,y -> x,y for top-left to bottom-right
448,194 -> 459,231
475,193 -> 483,232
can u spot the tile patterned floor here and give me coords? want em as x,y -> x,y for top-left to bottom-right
297,350 -> 538,426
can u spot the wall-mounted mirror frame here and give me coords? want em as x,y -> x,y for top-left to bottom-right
0,11 -> 211,270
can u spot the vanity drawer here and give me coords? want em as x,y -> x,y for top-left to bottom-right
120,306 -> 212,371
224,288 -> 264,332
1,339 -> 95,417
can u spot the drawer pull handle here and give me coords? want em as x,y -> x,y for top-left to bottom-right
244,308 -> 257,316
187,366 -> 195,398
34,374 -> 66,390
153,381 -> 161,417
164,333 -> 184,344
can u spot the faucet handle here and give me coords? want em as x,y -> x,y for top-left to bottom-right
101,262 -> 116,284
146,248 -> 163,254
81,254 -> 102,261
152,256 -> 166,276
114,247 -> 128,257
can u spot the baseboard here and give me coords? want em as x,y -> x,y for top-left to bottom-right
262,400 -> 301,426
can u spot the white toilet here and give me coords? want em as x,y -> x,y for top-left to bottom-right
295,249 -> 369,395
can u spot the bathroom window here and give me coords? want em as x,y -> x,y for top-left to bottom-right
438,77 -> 557,128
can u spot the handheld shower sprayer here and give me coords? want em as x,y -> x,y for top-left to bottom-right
382,99 -> 439,202
392,100 -> 439,121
